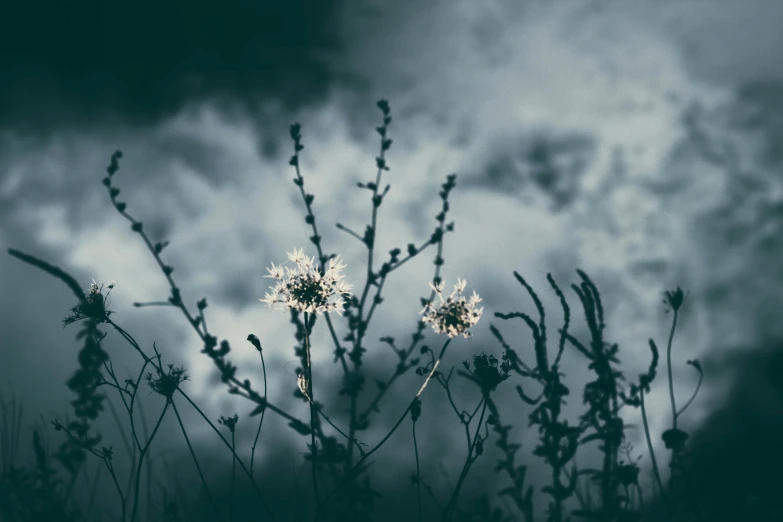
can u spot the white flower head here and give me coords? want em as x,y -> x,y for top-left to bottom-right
87,278 -> 117,304
261,249 -> 353,315
420,278 -> 484,339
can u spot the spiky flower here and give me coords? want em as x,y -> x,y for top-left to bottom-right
420,278 -> 483,339
261,248 -> 352,315
146,364 -> 188,400
63,278 -> 117,326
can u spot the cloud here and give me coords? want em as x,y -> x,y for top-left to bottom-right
0,0 -> 345,131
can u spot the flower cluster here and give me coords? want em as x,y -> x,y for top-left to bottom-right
218,413 -> 239,434
466,352 -> 510,393
261,248 -> 352,315
420,278 -> 483,339
63,278 -> 117,326
146,364 -> 188,400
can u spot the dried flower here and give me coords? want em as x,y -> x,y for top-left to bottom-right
469,352 -> 509,393
63,278 -> 117,326
146,364 -> 188,400
218,413 -> 239,433
261,248 -> 352,315
297,373 -> 310,400
420,278 -> 483,339
663,286 -> 685,312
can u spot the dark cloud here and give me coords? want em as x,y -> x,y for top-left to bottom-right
0,0 -> 344,131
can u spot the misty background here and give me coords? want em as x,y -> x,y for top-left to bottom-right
2,0 -> 783,520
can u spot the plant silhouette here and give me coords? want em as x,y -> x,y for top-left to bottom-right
2,99 -> 719,522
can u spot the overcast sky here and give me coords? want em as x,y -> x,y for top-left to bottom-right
2,1 -> 783,520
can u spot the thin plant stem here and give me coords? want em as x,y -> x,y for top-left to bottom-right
136,397 -> 154,522
250,346 -> 268,478
304,311 -> 321,507
413,420 -> 422,522
639,391 -> 666,499
230,430 -> 236,522
170,399 -> 217,516
176,389 -> 276,521
676,370 -> 703,419
130,401 -> 169,522
316,339 -> 452,519
666,309 -> 679,430
443,395 -> 488,521
105,395 -> 132,457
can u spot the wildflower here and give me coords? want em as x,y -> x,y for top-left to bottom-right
261,248 -> 352,315
218,414 -> 239,434
663,286 -> 685,312
466,352 -> 509,393
146,364 -> 188,400
63,278 -> 116,326
420,278 -> 483,339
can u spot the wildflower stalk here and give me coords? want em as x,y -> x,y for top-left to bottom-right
304,311 -> 321,507
8,247 -> 279,519
98,152 -> 326,463
288,122 -> 351,376
178,391 -> 275,520
250,340 -> 268,478
105,319 -> 276,519
355,172 -> 456,425
136,396 -> 153,522
130,401 -> 169,522
412,419 -> 422,522
169,400 -> 217,516
230,430 -> 236,522
562,271 -> 626,519
316,338 -> 452,519
484,396 -> 534,522
639,391 -> 665,497
53,420 -> 127,522
666,308 -> 679,431
443,394 -> 489,521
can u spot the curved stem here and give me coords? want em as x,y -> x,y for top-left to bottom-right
676,368 -> 703,419
666,310 -> 679,429
310,402 -> 365,457
251,347 -> 268,478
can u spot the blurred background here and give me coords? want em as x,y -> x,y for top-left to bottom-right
2,0 -> 783,520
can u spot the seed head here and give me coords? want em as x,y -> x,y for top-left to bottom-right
420,278 -> 483,339
261,248 -> 352,315
63,278 -> 117,326
218,414 -> 239,434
